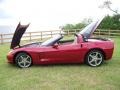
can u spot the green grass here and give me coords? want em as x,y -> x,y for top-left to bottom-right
0,37 -> 120,90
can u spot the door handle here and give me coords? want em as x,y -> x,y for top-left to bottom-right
81,44 -> 83,48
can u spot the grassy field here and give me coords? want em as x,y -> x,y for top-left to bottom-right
0,37 -> 120,90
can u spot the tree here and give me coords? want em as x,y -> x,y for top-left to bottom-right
62,23 -> 86,32
81,18 -> 92,25
99,0 -> 119,14
62,24 -> 75,30
98,14 -> 120,30
98,0 -> 120,30
74,23 -> 86,29
62,18 -> 92,31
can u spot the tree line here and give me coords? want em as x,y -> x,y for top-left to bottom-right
62,14 -> 120,30
98,14 -> 120,30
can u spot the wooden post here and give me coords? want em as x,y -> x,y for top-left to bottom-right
109,29 -> 111,37
60,30 -> 62,34
41,32 -> 42,40
75,29 -> 76,33
99,29 -> 100,37
67,30 -> 69,35
29,32 -> 31,41
51,31 -> 52,37
0,34 -> 3,44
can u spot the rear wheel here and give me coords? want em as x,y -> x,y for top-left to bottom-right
15,52 -> 32,68
85,50 -> 104,67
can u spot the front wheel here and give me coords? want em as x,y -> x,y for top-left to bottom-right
85,50 -> 104,67
15,52 -> 32,68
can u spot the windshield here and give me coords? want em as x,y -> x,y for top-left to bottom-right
41,34 -> 63,46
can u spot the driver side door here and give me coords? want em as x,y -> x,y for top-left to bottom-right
39,43 -> 85,64
55,43 -> 85,63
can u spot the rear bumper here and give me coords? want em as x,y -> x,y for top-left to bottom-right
105,40 -> 114,60
105,48 -> 114,60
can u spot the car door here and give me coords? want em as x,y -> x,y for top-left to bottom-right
39,43 -> 86,64
39,45 -> 61,64
56,43 -> 85,63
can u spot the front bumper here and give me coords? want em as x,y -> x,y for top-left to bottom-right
7,52 -> 14,63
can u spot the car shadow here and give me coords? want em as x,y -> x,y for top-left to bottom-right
33,63 -> 87,68
6,63 -> 17,68
6,61 -> 110,68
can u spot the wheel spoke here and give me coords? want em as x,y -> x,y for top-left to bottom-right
23,62 -> 26,67
89,54 -> 94,58
18,61 -> 23,64
20,56 -> 24,60
26,60 -> 31,64
18,58 -> 23,63
97,57 -> 102,61
94,60 -> 97,65
25,56 -> 29,60
89,59 -> 94,63
25,56 -> 31,64
95,52 -> 99,57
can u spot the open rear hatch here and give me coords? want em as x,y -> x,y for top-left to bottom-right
79,18 -> 103,39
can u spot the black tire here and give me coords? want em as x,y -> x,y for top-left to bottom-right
15,52 -> 32,68
85,50 -> 104,67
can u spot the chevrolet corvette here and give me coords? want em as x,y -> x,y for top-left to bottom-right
7,18 -> 114,68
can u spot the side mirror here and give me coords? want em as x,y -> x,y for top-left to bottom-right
52,44 -> 58,49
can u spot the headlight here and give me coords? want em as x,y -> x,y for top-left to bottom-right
8,50 -> 14,54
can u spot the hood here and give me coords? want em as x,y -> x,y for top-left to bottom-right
10,22 -> 29,49
79,18 -> 103,39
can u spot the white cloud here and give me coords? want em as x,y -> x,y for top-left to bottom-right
0,0 -> 120,30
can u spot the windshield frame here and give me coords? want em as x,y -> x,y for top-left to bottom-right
41,34 -> 63,46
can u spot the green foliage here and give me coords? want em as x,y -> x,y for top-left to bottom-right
74,23 -> 86,29
63,23 -> 86,32
63,24 -> 75,30
63,15 -> 120,30
62,18 -> 92,31
98,14 -> 120,30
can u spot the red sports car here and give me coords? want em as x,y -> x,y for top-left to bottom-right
7,19 -> 114,68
